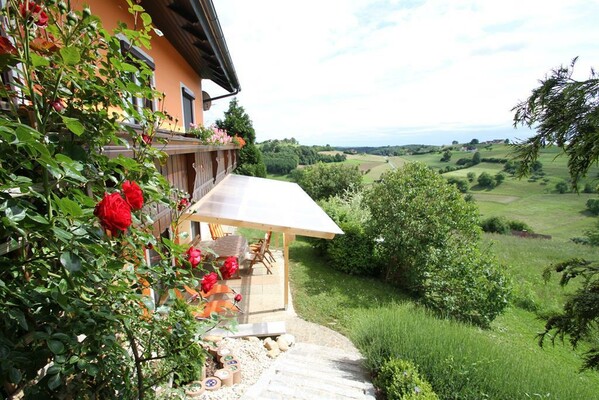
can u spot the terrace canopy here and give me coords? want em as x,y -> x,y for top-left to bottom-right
182,174 -> 343,308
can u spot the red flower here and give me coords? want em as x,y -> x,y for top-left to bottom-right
0,37 -> 17,55
186,246 -> 202,268
177,198 -> 190,211
220,256 -> 239,280
19,1 -> 48,27
201,272 -> 218,293
234,293 -> 242,303
122,180 -> 143,210
141,134 -> 152,145
51,99 -> 65,112
94,192 -> 132,234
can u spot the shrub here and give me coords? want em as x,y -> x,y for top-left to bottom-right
364,163 -> 509,326
583,182 -> 596,193
446,177 -> 469,193
494,172 -> 506,185
556,180 -> 569,193
466,172 -> 476,182
480,217 -> 532,234
292,163 -> 363,201
456,157 -> 471,166
477,172 -> 496,188
375,358 -> 438,400
472,151 -> 481,165
586,198 -> 599,215
316,190 -> 377,276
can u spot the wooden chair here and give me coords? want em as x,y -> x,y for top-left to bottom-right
250,231 -> 275,264
208,223 -> 231,240
247,234 -> 273,274
193,299 -> 241,319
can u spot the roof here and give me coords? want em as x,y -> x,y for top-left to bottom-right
140,0 -> 240,93
183,175 -> 344,239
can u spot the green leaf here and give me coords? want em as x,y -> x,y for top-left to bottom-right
60,252 -> 82,272
48,340 -> 65,355
60,116 -> 85,136
9,367 -> 22,384
140,12 -> 152,26
53,226 -> 73,241
48,373 -> 61,390
58,278 -> 68,294
8,309 -> 28,330
30,53 -> 50,67
60,47 -> 81,65
55,197 -> 83,217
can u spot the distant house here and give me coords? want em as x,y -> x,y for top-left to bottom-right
79,0 -> 242,239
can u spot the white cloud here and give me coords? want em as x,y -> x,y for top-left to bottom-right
202,0 -> 599,146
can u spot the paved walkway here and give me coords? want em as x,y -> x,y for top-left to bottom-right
222,248 -> 376,399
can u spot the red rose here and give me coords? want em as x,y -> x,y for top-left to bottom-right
0,37 -> 17,55
177,198 -> 189,211
122,180 -> 143,210
19,1 -> 48,27
141,134 -> 152,145
51,99 -> 65,112
201,272 -> 218,293
186,246 -> 202,268
220,256 -> 239,280
94,192 -> 132,233
234,293 -> 242,303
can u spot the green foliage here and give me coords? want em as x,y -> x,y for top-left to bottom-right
263,146 -> 299,174
316,190 -> 378,276
351,305 -> 599,400
471,151 -> 481,165
556,180 -> 570,193
216,99 -> 266,176
480,216 -> 533,234
292,163 -> 362,201
586,198 -> 599,215
375,358 -> 438,400
0,2 -> 219,397
364,163 -> 510,326
446,177 -> 469,193
512,58 -> 599,189
440,150 -> 451,162
466,172 -> 476,182
477,171 -> 496,188
494,172 -> 506,185
540,259 -> 599,371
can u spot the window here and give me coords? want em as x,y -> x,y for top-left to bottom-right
119,37 -> 155,124
181,85 -> 195,131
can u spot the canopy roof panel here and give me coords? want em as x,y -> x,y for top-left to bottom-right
184,174 -> 343,239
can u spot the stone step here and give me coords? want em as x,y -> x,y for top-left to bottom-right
243,342 -> 376,400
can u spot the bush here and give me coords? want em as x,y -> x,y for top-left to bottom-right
466,172 -> 476,182
375,358 -> 438,400
477,172 -> 496,188
316,190 -> 377,276
583,182 -> 596,193
586,198 -> 599,215
456,158 -> 472,166
480,217 -> 532,234
364,163 -> 509,326
292,163 -> 363,201
556,180 -> 569,193
446,177 -> 469,193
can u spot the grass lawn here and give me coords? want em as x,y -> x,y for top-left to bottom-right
289,238 -> 599,399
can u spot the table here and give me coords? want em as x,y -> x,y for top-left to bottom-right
200,235 -> 249,263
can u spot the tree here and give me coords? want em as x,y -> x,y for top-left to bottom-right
556,180 -> 569,194
292,163 -> 362,201
470,138 -> 479,145
477,172 -> 496,188
446,177 -> 469,193
514,59 -> 599,371
440,150 -> 452,162
512,58 -> 599,189
472,151 -> 481,165
216,99 -> 266,177
452,140 -> 459,145
467,172 -> 476,182
364,163 -> 510,327
495,172 -> 506,185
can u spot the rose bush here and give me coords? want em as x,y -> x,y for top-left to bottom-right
122,180 -> 144,210
201,272 -> 218,293
186,246 -> 202,268
94,192 -> 133,233
220,256 -> 239,279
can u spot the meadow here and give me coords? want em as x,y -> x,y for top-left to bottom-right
268,142 -> 599,398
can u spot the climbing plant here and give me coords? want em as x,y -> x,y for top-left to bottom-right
0,1 -> 221,398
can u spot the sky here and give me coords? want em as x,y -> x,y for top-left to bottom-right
202,0 -> 599,147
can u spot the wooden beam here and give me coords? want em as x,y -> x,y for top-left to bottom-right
283,233 -> 295,310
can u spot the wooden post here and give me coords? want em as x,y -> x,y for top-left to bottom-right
283,233 -> 295,310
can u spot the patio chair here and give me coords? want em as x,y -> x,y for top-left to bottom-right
208,223 -> 231,240
246,235 -> 273,275
249,231 -> 275,264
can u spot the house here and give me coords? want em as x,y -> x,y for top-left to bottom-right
76,0 -> 242,239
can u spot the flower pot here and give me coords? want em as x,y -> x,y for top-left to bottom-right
214,368 -> 233,387
203,376 -> 222,391
226,363 -> 242,384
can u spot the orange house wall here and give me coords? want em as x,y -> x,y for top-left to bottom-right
74,0 -> 204,131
